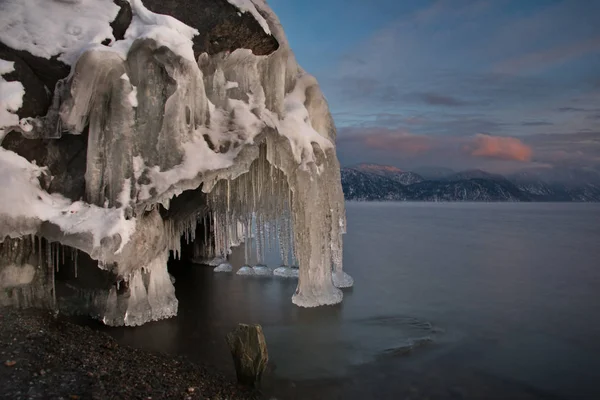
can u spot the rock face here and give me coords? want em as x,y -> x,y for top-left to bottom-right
0,0 -> 350,326
226,323 -> 268,387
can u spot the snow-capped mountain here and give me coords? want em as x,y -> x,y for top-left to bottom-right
341,165 -> 600,202
352,163 -> 424,185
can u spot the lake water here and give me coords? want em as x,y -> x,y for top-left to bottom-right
100,202 -> 600,399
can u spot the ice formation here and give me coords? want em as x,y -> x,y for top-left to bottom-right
252,264 -> 272,275
273,266 -> 298,278
333,270 -> 354,289
0,0 -> 350,325
236,266 -> 255,276
214,262 -> 232,272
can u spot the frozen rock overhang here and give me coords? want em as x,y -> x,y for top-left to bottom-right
0,0 -> 349,325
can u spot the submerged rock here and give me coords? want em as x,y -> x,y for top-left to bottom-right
226,323 -> 268,387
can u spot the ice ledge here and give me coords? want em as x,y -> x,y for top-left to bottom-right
0,147 -> 135,257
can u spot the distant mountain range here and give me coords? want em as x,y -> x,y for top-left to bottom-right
341,163 -> 600,202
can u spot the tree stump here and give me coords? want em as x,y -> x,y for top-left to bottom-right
226,323 -> 268,387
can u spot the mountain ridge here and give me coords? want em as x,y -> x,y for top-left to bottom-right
341,164 -> 600,202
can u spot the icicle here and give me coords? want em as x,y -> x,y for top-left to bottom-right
244,216 -> 250,265
46,240 -> 56,307
203,213 -> 208,244
204,146 -> 298,267
227,178 -> 230,213
37,235 -> 42,267
74,249 -> 78,278
255,213 -> 261,263
55,243 -> 59,272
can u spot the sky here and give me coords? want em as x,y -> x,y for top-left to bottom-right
268,0 -> 600,173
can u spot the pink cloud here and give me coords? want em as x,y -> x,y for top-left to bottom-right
464,134 -> 532,161
339,129 -> 534,163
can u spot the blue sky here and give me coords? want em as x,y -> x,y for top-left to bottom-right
268,0 -> 600,173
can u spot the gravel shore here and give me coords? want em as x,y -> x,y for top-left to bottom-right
0,308 -> 259,400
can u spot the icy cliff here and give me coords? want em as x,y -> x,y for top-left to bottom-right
0,0 -> 349,325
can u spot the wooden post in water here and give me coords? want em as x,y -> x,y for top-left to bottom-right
226,323 -> 269,387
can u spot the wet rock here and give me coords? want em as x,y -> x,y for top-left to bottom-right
226,323 -> 268,387
0,42 -> 69,98
1,308 -> 256,399
0,47 -> 50,119
110,0 -> 133,41
1,130 -> 88,201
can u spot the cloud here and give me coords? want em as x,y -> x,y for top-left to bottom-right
339,128 -> 533,162
339,128 -> 432,155
463,134 -> 533,161
493,35 -> 600,74
524,132 -> 600,168
521,121 -> 553,127
557,107 -> 590,112
404,116 -> 427,125
336,128 -> 600,172
412,92 -> 469,106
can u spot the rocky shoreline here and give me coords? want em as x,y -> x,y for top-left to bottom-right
0,308 -> 259,399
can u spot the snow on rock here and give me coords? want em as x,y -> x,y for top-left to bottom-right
54,201 -> 136,254
0,0 -> 120,65
214,262 -> 232,272
227,0 -> 271,36
0,147 -> 135,254
0,59 -> 24,139
273,266 -> 298,278
110,0 -> 198,62
236,265 -> 255,275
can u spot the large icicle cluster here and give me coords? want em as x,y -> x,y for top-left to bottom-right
207,145 -> 295,267
0,0 -> 350,325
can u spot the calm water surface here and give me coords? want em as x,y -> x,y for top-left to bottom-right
101,202 -> 600,399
